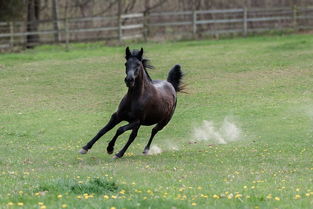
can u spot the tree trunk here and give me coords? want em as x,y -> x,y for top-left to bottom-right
52,0 -> 61,42
26,0 -> 40,48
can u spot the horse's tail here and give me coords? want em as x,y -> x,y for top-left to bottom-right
167,64 -> 184,92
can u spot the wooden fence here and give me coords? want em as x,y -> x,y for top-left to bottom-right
1,7 -> 313,49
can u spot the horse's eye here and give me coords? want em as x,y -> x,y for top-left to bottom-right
124,63 -> 127,66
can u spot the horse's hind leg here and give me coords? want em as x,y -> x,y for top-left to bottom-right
80,112 -> 121,154
143,124 -> 164,155
107,121 -> 140,155
114,123 -> 141,159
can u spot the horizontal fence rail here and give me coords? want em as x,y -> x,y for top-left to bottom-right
1,7 -> 313,49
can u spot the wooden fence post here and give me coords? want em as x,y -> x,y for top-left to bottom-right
293,5 -> 298,30
243,7 -> 248,36
143,11 -> 150,41
143,0 -> 150,41
65,18 -> 69,51
192,10 -> 197,38
9,22 -> 14,47
117,0 -> 122,41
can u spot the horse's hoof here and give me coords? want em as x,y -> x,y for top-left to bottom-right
143,149 -> 149,155
112,155 -> 120,159
79,148 -> 88,154
107,147 -> 114,155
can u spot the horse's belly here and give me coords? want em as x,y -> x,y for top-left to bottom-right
141,104 -> 175,126
141,116 -> 162,126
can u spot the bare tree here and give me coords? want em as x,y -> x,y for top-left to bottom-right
26,0 -> 40,48
0,0 -> 25,21
52,0 -> 61,42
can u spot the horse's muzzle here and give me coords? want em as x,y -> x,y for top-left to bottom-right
125,77 -> 135,88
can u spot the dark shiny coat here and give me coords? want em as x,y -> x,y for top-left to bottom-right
80,47 -> 183,158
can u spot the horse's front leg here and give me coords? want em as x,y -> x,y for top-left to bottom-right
114,123 -> 140,159
80,112 -> 121,154
107,120 -> 140,155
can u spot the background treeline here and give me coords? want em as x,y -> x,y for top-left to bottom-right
1,0 -> 313,22
1,0 -> 313,49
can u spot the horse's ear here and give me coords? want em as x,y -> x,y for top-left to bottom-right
125,46 -> 131,60
137,48 -> 143,60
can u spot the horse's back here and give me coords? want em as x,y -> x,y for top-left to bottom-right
152,80 -> 176,98
139,80 -> 177,125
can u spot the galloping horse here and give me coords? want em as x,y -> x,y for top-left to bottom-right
80,47 -> 184,158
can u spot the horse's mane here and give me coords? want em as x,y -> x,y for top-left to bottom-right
130,49 -> 154,81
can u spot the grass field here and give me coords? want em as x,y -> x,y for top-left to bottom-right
1,34 -> 313,209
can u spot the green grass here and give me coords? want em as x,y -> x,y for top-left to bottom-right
1,34 -> 313,209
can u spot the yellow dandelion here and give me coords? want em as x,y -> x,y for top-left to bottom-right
7,202 -> 14,206
294,194 -> 301,199
61,204 -> 67,208
296,188 -> 300,192
103,195 -> 109,199
235,194 -> 242,199
57,194 -> 63,198
17,202 -> 24,206
143,197 -> 147,200
40,206 -> 46,209
111,195 -> 117,199
119,190 -> 125,194
266,194 -> 272,199
274,197 -> 280,201
191,202 -> 197,206
212,194 -> 220,199
76,195 -> 82,199
305,193 -> 310,197
38,202 -> 44,206
227,194 -> 234,199
201,194 -> 208,198
110,207 -> 116,209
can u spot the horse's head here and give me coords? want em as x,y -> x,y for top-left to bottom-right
124,46 -> 144,88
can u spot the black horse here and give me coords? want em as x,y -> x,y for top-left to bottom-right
80,47 -> 184,158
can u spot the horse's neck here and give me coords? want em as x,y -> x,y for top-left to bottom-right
127,68 -> 151,97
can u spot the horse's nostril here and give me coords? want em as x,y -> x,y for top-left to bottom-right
125,77 -> 134,83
